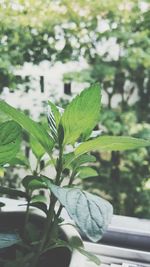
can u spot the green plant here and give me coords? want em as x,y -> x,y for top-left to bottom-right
0,84 -> 150,267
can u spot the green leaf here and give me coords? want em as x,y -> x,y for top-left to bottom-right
47,103 -> 59,141
64,153 -> 96,170
69,236 -> 83,248
43,239 -> 71,254
63,152 -> 75,169
77,166 -> 98,179
31,195 -> 47,203
49,185 -> 113,242
8,154 -> 29,167
22,175 -> 48,192
77,247 -> 100,266
0,233 -> 21,249
75,136 -> 150,156
0,120 -> 21,165
0,186 -> 28,198
0,120 -> 21,144
0,100 -> 54,155
61,84 -> 101,144
48,101 -> 61,134
30,136 -> 45,160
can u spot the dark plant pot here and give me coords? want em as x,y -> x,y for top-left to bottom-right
0,200 -> 85,267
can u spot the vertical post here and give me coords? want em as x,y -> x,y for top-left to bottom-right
64,82 -> 71,95
25,76 -> 30,93
40,76 -> 44,93
25,146 -> 30,159
40,160 -> 45,171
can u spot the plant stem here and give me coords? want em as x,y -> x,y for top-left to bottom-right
30,145 -> 64,267
23,199 -> 30,239
68,171 -> 76,186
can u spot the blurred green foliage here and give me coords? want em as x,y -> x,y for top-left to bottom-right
82,109 -> 150,218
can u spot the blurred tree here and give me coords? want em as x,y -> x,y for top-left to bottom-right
0,0 -> 149,101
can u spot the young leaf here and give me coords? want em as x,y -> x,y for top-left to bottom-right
47,101 -> 61,135
77,166 -> 98,179
75,135 -> 150,156
0,120 -> 21,165
64,153 -> 96,170
61,84 -> 101,144
0,100 -> 54,155
0,233 -> 21,249
47,104 -> 58,141
30,136 -> 45,160
22,175 -> 48,192
49,185 -> 113,242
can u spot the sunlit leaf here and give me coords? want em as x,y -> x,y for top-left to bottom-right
63,153 -> 96,170
75,136 -> 150,156
61,84 -> 101,144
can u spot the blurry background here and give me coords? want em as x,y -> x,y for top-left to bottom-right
0,0 -> 150,218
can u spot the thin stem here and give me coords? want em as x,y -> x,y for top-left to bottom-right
23,200 -> 30,239
68,170 -> 76,186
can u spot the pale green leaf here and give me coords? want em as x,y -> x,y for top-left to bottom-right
49,185 -> 113,242
75,136 -> 150,156
61,84 -> 101,144
0,233 -> 21,249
